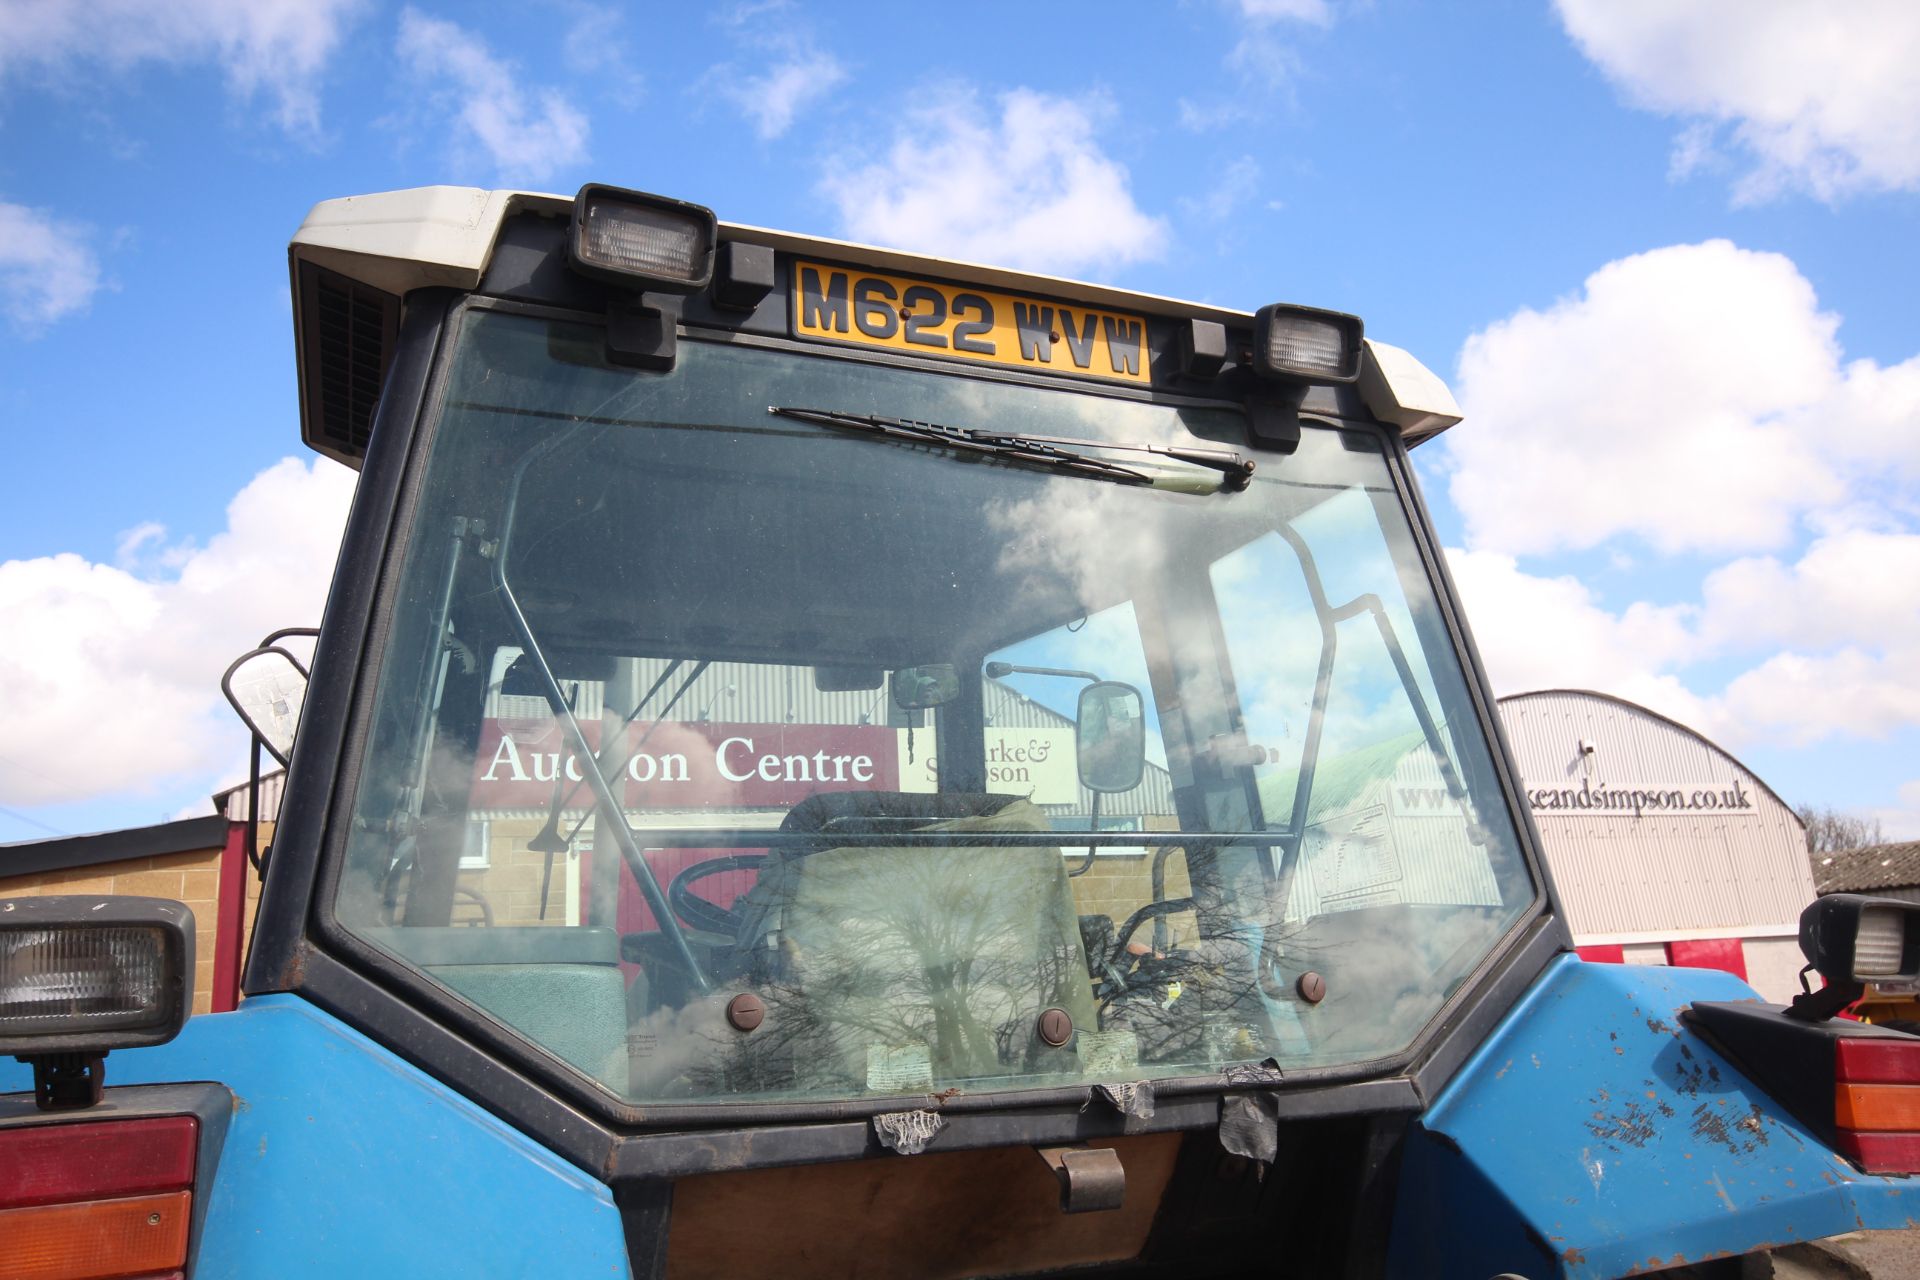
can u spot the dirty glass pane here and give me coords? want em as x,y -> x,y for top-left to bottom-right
329,306 -> 1534,1104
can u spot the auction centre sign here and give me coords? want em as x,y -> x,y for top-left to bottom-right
469,720 -> 1083,810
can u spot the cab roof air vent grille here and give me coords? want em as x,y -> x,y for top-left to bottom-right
298,262 -> 400,466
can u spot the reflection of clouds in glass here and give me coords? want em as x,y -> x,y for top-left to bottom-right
1210,495 -> 1451,771
1276,907 -> 1510,1062
985,486 -> 1171,620
991,601 -> 1169,768
931,375 -> 1210,450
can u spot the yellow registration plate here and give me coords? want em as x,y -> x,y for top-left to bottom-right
790,261 -> 1150,385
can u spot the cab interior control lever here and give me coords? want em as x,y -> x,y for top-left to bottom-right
1034,1144 -> 1126,1214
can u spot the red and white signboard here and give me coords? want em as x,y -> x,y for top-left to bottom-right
470,719 -> 900,811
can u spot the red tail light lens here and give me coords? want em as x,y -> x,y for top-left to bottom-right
0,1115 -> 198,1280
0,1115 -> 197,1208
1836,1037 -> 1920,1084
1834,1035 -> 1920,1172
1835,1130 -> 1920,1175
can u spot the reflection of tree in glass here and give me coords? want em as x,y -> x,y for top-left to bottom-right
681,803 -> 1095,1097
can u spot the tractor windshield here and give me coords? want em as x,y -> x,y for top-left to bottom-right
329,303 -> 1535,1108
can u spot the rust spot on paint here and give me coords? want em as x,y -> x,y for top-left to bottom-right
1689,1102 -> 1774,1157
1587,1099 -> 1659,1150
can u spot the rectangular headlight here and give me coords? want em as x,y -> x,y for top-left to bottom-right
570,184 -> 716,293
1854,905 -> 1907,978
0,897 -> 192,1056
1253,303 -> 1365,384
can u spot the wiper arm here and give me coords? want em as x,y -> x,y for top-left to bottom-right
769,406 -> 1253,493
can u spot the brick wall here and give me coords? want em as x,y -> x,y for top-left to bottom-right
0,845 -> 227,1014
1070,850 -> 1197,950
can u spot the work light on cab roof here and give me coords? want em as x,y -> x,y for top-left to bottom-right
568,184 -> 717,292
1253,302 -> 1365,385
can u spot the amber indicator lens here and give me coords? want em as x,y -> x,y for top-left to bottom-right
0,1189 -> 191,1279
1836,1083 -> 1920,1131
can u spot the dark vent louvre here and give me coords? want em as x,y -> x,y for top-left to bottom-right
300,263 -> 400,462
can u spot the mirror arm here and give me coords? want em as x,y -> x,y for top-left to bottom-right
244,734 -> 264,877
988,662 -> 1101,683
1066,792 -> 1102,877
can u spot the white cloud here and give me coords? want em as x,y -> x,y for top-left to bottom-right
1698,529 -> 1920,655
0,457 -> 355,808
1695,527 -> 1920,746
1444,547 -> 1706,726
0,201 -> 101,333
1869,781 -> 1920,842
1447,526 -> 1920,750
1179,156 -> 1262,222
1556,0 -> 1920,202
1444,240 -> 1920,557
1236,0 -> 1331,23
1719,649 -> 1920,747
1178,0 -> 1331,129
820,86 -> 1167,276
0,0 -> 361,134
558,4 -> 643,106
706,19 -> 846,142
395,8 -> 590,183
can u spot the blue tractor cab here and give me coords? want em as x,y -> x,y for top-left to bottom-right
5,184 -> 1919,1279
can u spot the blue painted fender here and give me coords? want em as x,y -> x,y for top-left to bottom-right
0,995 -> 630,1278
1389,955 -> 1920,1279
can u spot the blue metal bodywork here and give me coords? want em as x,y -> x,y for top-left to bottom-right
1390,955 -> 1919,1278
0,995 -> 630,1279
5,959 -> 1913,1278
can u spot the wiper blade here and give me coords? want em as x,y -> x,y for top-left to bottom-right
768,407 -> 1254,492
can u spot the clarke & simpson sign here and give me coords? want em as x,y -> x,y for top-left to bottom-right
1526,777 -> 1756,819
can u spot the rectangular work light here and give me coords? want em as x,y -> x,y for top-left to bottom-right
0,897 -> 193,1061
1801,894 -> 1920,986
1252,303 -> 1365,384
569,184 -> 717,293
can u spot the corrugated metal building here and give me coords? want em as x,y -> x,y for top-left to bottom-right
1497,689 -> 1814,1002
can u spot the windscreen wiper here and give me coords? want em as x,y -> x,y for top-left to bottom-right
769,406 -> 1254,493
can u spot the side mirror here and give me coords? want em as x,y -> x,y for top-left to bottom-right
1077,681 -> 1145,794
891,664 -> 960,711
221,643 -> 310,767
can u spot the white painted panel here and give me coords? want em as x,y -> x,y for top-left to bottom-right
1743,937 -> 1808,1005
1499,691 -> 1815,937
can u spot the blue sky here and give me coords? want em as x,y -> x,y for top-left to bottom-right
1,0 -> 1916,842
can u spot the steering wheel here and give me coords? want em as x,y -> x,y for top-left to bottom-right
665,855 -> 768,937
